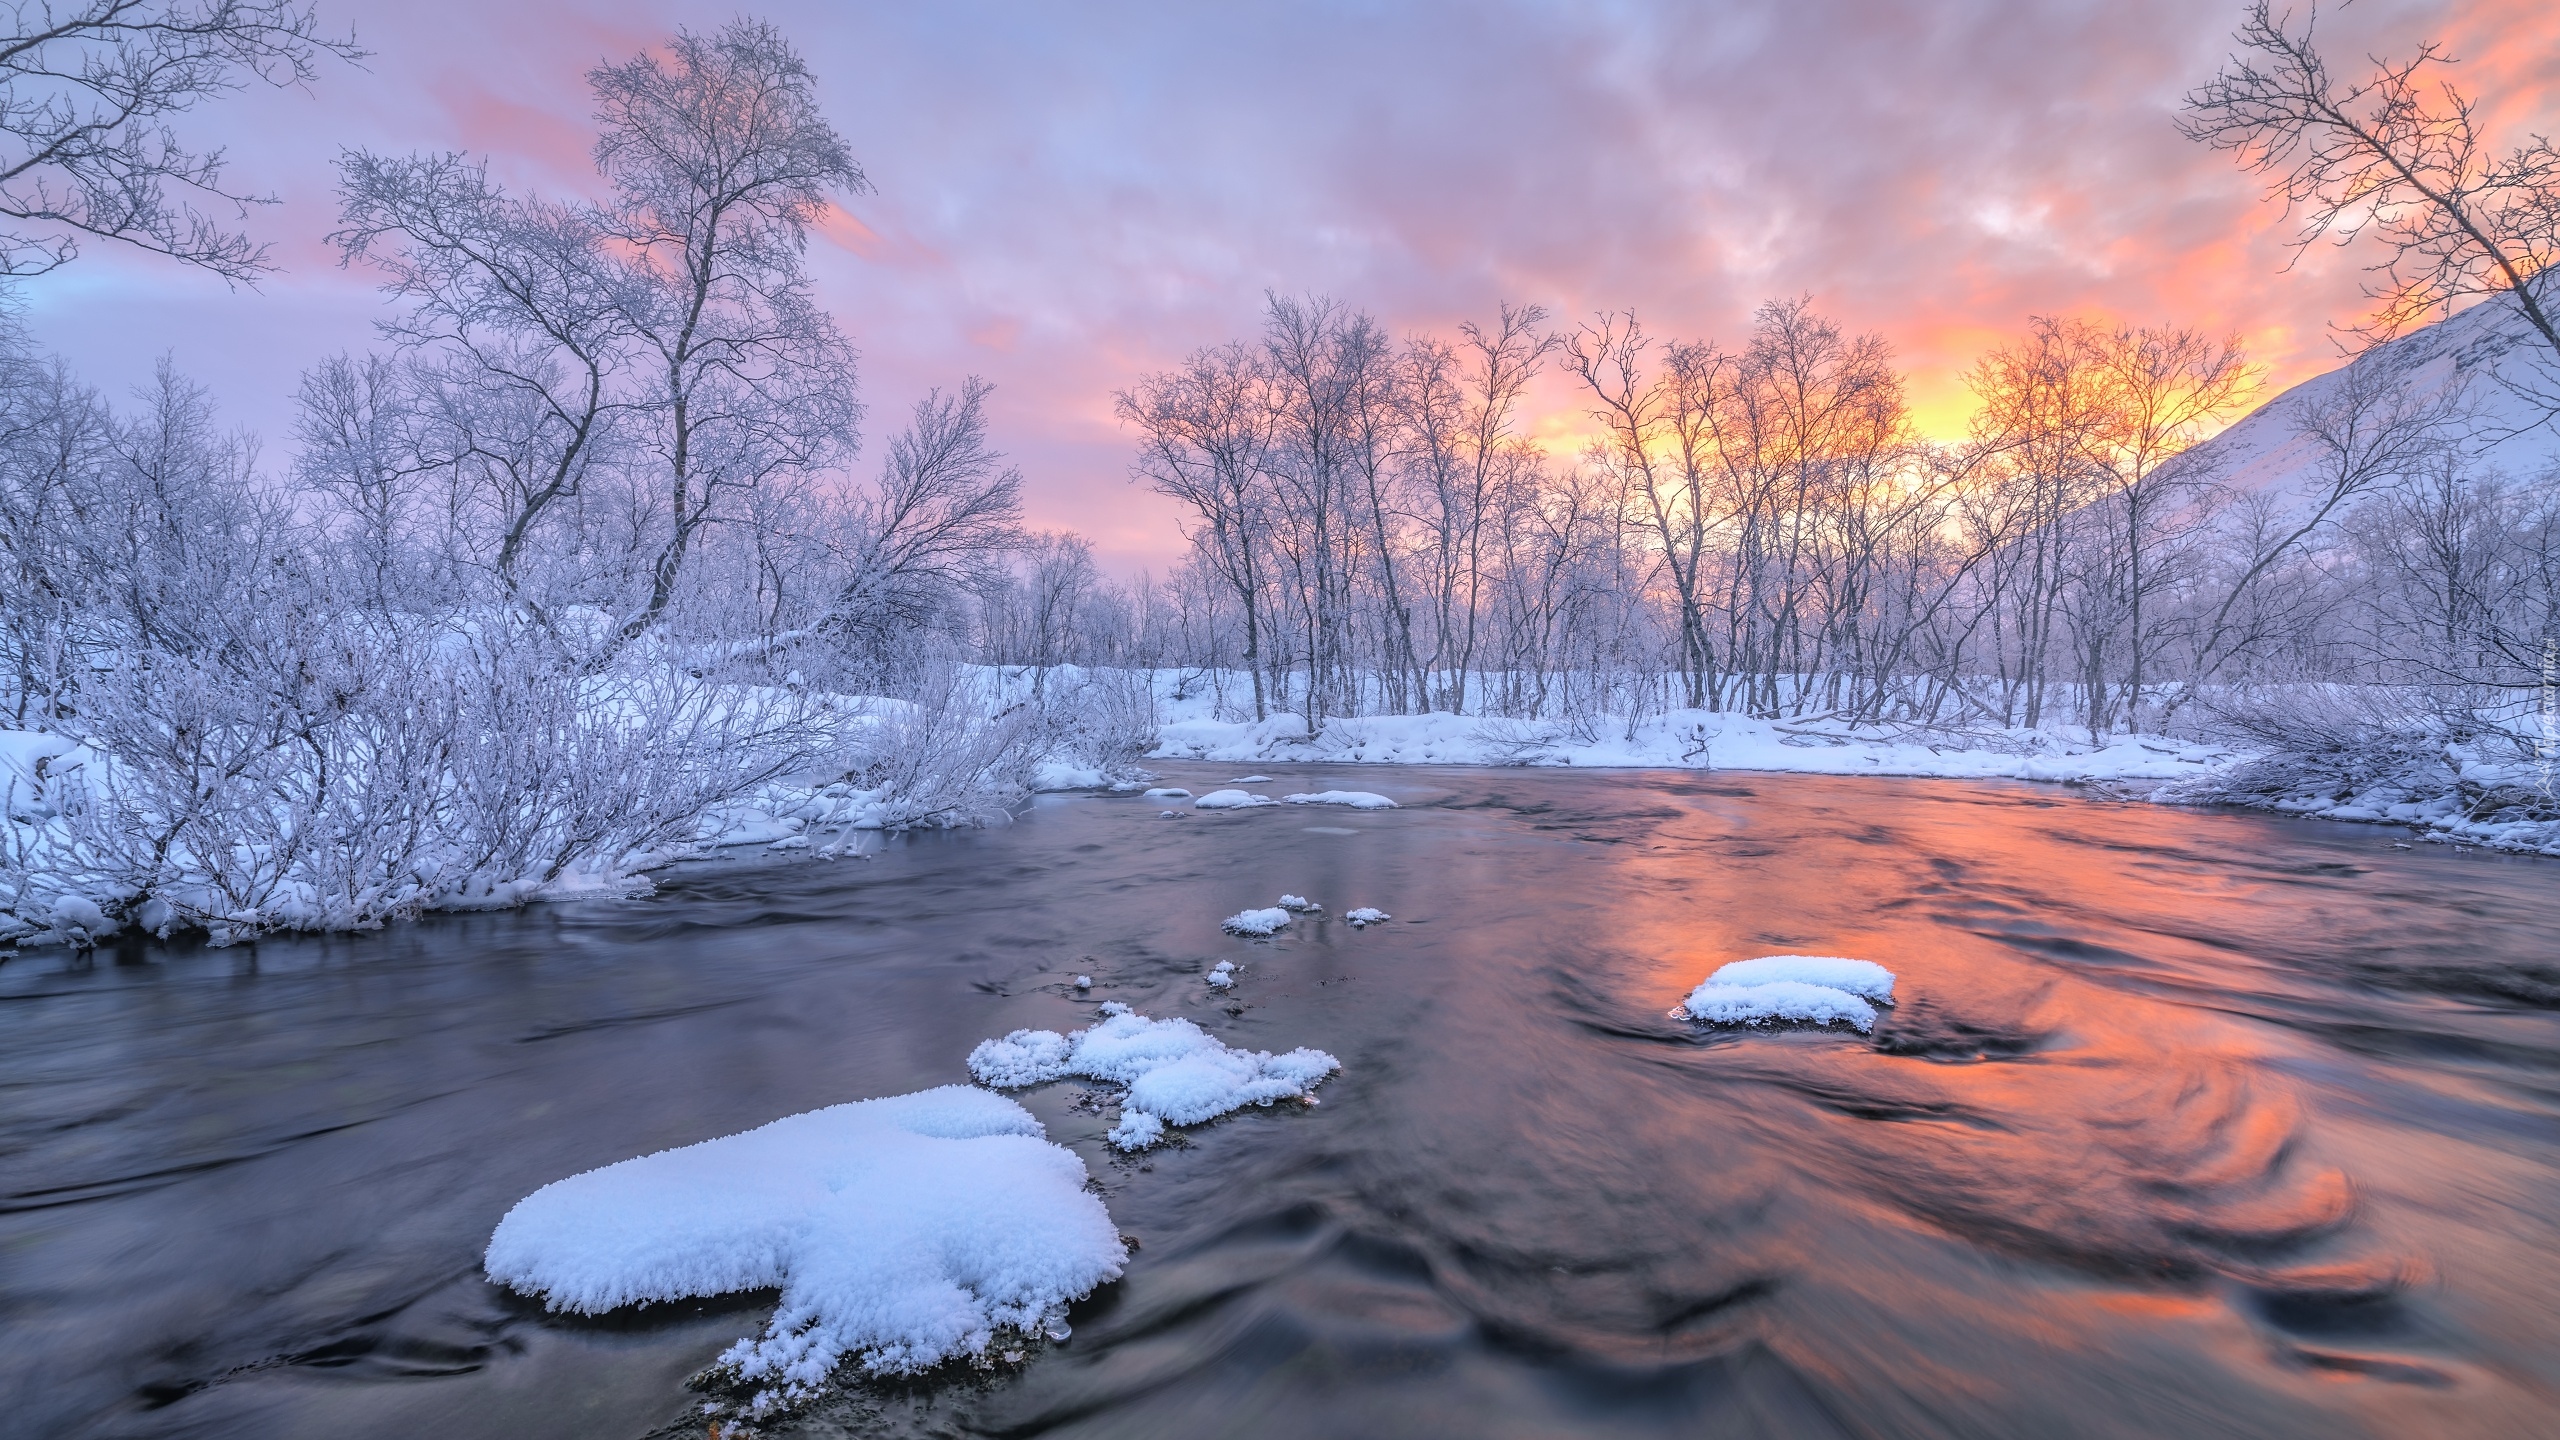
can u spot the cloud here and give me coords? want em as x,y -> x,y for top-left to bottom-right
18,0 -> 2559,573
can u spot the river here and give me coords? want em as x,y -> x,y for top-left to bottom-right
4,767 -> 2555,1438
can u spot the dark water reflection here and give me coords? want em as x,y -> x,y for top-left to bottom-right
5,769 -> 2558,1438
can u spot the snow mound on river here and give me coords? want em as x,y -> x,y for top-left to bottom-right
1706,955 -> 1895,1001
968,1006 -> 1338,1151
483,1086 -> 1124,1413
1284,791 -> 1397,809
1194,789 -> 1278,810
1222,906 -> 1291,936
1681,956 -> 1897,1034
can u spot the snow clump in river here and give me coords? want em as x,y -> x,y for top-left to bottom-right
1277,894 -> 1322,912
1193,789 -> 1279,810
1680,955 -> 1897,1034
967,1006 -> 1338,1151
1206,960 -> 1236,990
1345,907 -> 1391,928
483,1086 -> 1125,1415
1283,791 -> 1397,809
1221,906 -> 1291,936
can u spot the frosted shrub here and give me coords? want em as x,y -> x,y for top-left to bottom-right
850,664 -> 1041,829
1042,666 -> 1160,774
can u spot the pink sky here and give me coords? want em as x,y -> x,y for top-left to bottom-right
20,0 -> 2560,573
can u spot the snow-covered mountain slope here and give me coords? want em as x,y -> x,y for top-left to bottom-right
2185,279 -> 2560,500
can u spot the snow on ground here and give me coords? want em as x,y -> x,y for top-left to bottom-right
483,1086 -> 1125,1414
1705,955 -> 1896,1002
1192,788 -> 1280,810
1284,790 -> 1397,808
1680,956 -> 1900,1034
1151,693 -> 2236,785
2156,733 -> 2560,859
1345,907 -> 1391,927
1222,907 -> 1290,936
967,1006 -> 1338,1151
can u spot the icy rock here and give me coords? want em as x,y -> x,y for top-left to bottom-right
483,1086 -> 1125,1411
1222,907 -> 1291,936
1345,907 -> 1391,928
1194,789 -> 1279,810
1228,775 -> 1273,783
967,1009 -> 1339,1151
1206,961 -> 1236,990
1283,791 -> 1397,809
1277,894 -> 1323,913
1158,810 -> 1179,819
1142,787 -> 1192,799
1074,975 -> 1093,990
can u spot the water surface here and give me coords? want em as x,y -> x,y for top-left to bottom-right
5,768 -> 2557,1438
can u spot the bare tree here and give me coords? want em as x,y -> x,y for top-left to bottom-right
591,17 -> 868,648
2181,2 -> 2560,398
1121,341 -> 1273,718
817,377 -> 1023,673
0,0 -> 360,281
328,152 -> 632,601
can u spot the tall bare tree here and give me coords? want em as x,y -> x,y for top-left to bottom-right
591,18 -> 869,648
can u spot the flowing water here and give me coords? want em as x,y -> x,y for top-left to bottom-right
5,768 -> 2558,1439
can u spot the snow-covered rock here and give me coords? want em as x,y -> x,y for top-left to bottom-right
1283,791 -> 1397,809
967,1009 -> 1337,1151
1345,907 -> 1391,928
1680,955 -> 1900,1034
1142,787 -> 1192,799
483,1086 -> 1125,1412
1193,789 -> 1279,810
1682,979 -> 1880,1033
1221,907 -> 1291,936
1703,955 -> 1895,1003
1276,894 -> 1322,913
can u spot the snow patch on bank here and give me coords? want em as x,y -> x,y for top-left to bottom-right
967,1008 -> 1338,1150
483,1086 -> 1124,1413
1153,701 -> 2234,784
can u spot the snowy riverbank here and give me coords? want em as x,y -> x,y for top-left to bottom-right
1145,682 -> 2560,860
